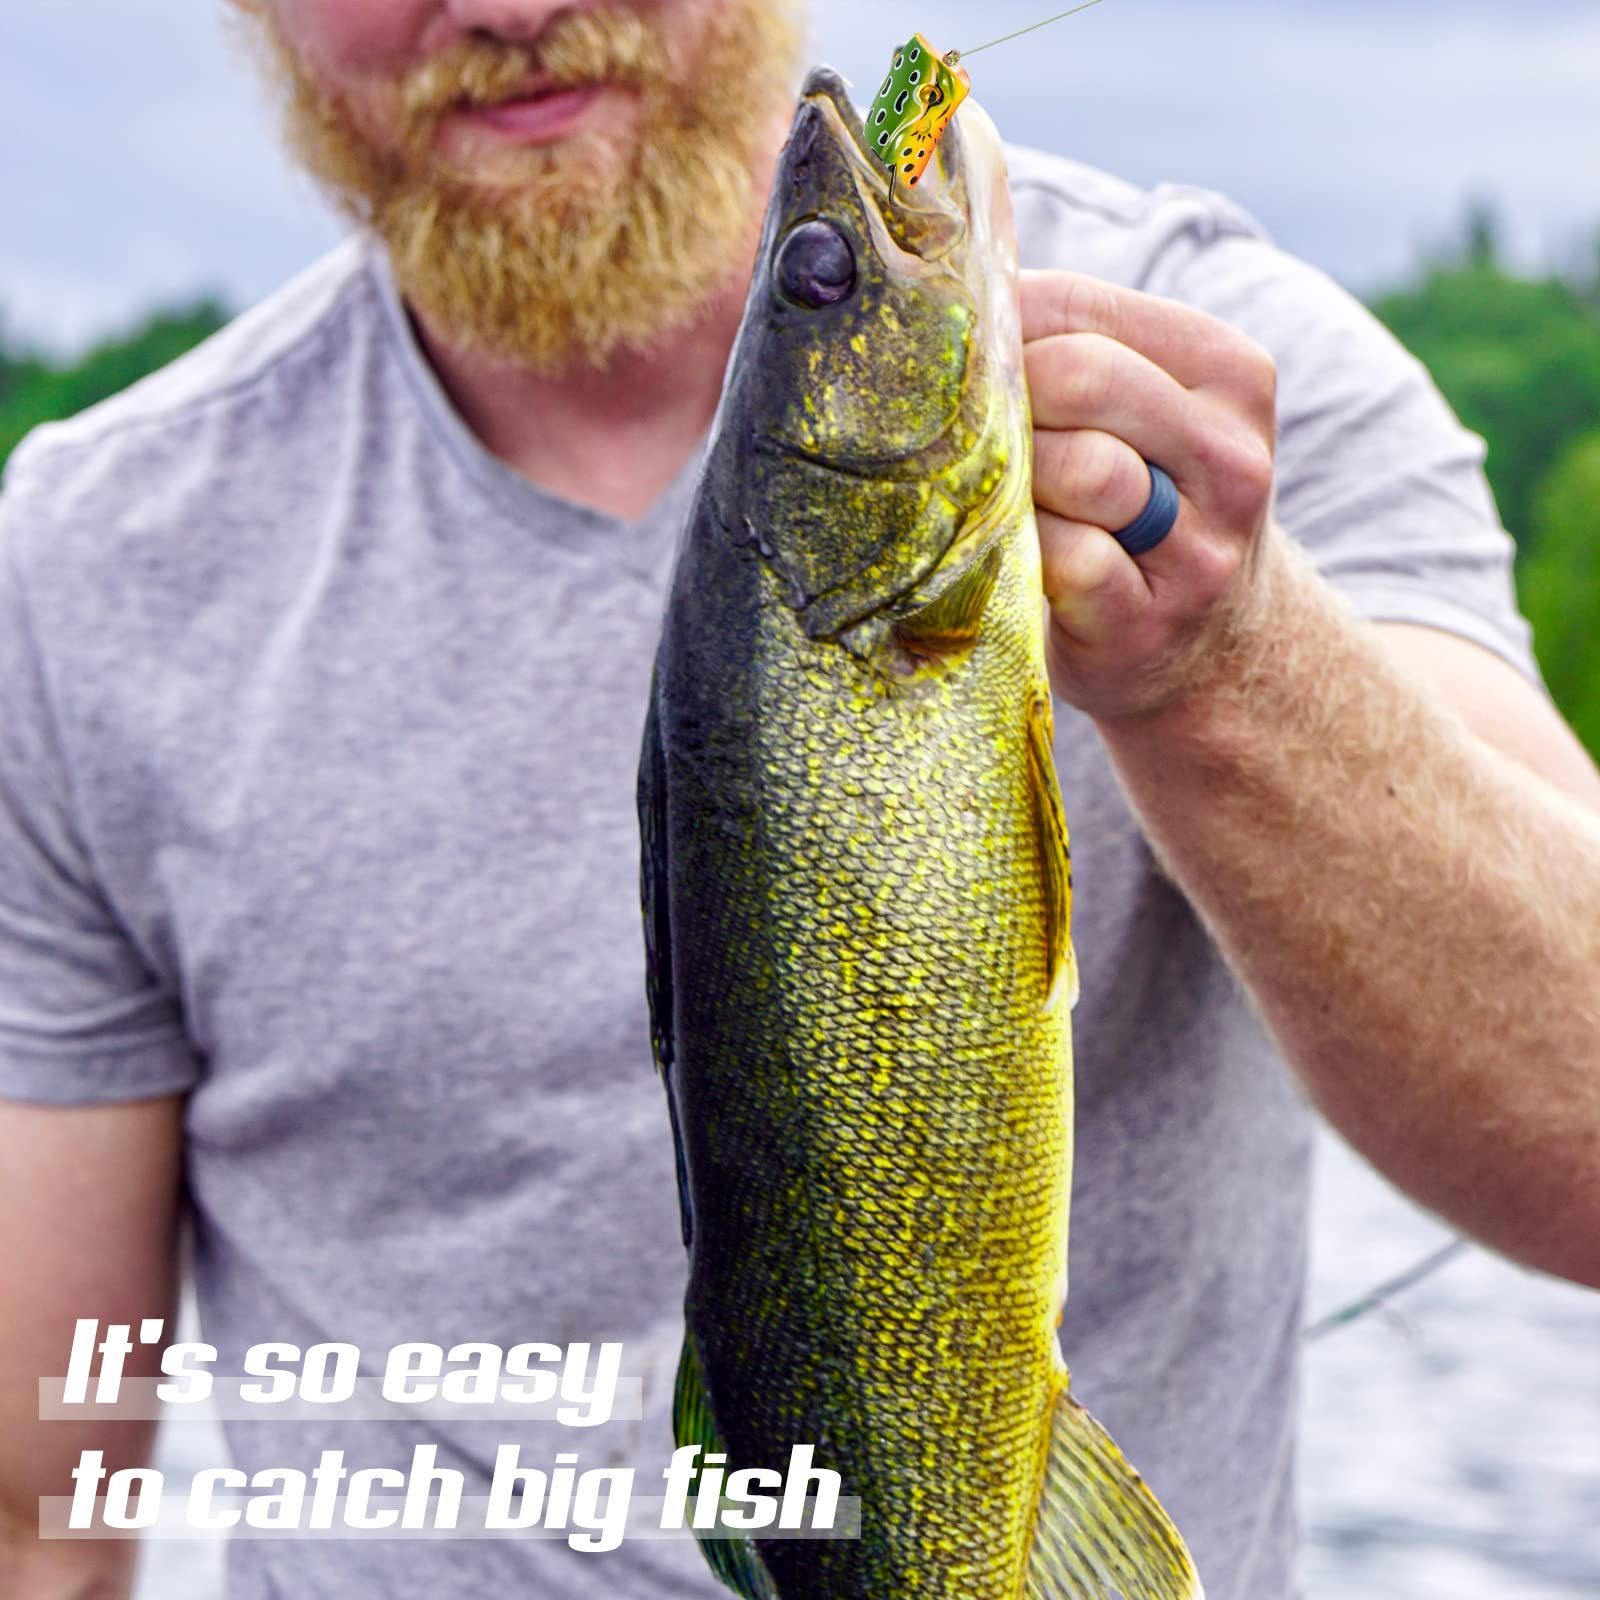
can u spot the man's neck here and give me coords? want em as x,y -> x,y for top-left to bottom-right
406,123 -> 788,526
410,271 -> 752,524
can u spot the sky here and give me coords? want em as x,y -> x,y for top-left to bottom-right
5,0 -> 1598,353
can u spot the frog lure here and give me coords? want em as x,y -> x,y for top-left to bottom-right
866,1 -> 1108,198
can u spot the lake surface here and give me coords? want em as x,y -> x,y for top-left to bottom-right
131,1126 -> 1600,1598
1301,1132 -> 1600,1598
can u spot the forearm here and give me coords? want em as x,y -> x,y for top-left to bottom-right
0,1397 -> 157,1600
1094,529 -> 1600,1285
0,1097 -> 185,1600
0,1492 -> 137,1600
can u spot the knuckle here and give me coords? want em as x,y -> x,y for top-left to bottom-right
1084,337 -> 1121,411
1235,439 -> 1277,506
1198,427 -> 1275,521
1028,335 -> 1105,421
1062,273 -> 1120,339
1235,337 -> 1279,421
1186,536 -> 1244,608
1049,526 -> 1121,601
1210,327 -> 1278,417
1246,340 -> 1279,406
1051,336 -> 1114,416
1082,433 -> 1131,507
1197,320 -> 1277,411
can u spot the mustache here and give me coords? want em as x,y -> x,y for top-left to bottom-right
400,7 -> 665,119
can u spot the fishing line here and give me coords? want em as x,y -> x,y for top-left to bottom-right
1303,1238 -> 1471,1343
948,0 -> 1110,67
867,3 -> 1113,196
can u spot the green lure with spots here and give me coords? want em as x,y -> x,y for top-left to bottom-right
638,66 -> 1205,1600
865,32 -> 971,190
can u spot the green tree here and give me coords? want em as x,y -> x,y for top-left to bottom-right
1518,430 -> 1600,756
0,299 -> 229,474
1371,258 -> 1600,561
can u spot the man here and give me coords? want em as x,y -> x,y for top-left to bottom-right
2,2 -> 1597,1597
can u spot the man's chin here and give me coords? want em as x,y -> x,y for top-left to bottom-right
380,192 -> 728,376
420,163 -> 630,230
374,109 -> 763,373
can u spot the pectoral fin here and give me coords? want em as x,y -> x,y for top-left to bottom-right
1024,1381 -> 1205,1599
891,540 -> 1002,661
1025,690 -> 1079,1014
673,1334 -> 780,1600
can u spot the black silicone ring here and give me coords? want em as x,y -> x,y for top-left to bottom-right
1112,463 -> 1180,557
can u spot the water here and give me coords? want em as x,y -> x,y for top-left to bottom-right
131,1126 -> 1600,1599
1302,1132 -> 1600,1598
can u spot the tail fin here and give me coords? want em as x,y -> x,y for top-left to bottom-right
1024,1383 -> 1204,1600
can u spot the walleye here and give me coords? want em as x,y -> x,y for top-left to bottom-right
637,67 -> 1203,1600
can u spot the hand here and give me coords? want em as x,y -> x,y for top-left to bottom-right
1020,270 -> 1279,723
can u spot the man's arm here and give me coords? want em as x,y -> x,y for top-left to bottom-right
1376,621 -> 1600,812
1021,269 -> 1600,1288
0,1096 -> 185,1598
1095,538 -> 1600,1287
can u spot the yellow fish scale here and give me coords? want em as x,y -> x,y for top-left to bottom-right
671,522 -> 1070,1599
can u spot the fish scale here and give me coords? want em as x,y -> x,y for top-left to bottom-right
663,502 -> 1059,1600
640,64 -> 1203,1600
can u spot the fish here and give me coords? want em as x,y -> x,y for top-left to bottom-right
637,65 -> 1204,1600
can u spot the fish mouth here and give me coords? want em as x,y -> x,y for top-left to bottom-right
801,66 -> 874,155
792,62 -> 1019,369
798,64 -> 970,227
754,66 -> 975,489
801,65 -> 906,168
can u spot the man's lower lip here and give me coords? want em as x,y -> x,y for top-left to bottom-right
458,85 -> 607,142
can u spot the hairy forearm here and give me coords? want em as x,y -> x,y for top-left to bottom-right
1094,529 -> 1600,1286
0,1496 -> 136,1600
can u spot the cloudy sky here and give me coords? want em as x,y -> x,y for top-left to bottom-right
6,0 -> 1598,352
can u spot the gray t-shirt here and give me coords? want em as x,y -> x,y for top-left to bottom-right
0,144 -> 1539,1600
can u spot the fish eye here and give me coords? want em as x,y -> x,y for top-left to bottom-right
775,219 -> 858,310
